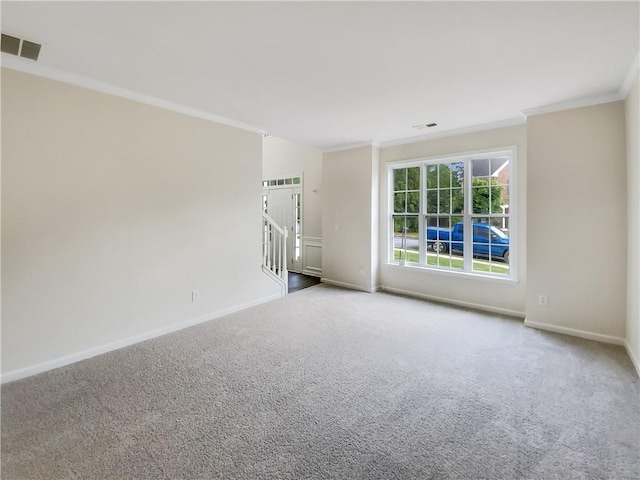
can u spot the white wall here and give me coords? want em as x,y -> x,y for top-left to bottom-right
322,146 -> 378,292
526,101 -> 627,341
1,68 -> 280,379
262,136 -> 323,276
371,147 -> 380,290
626,72 -> 640,370
379,125 -> 527,316
262,136 -> 323,238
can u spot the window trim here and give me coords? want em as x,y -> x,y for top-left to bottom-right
386,146 -> 518,281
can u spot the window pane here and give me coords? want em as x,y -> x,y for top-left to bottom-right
285,178 -> 293,185
451,188 -> 464,214
407,166 -> 420,190
293,177 -> 301,184
451,162 -> 464,187
405,215 -> 419,235
450,215 -> 464,228
426,190 -> 438,214
438,165 -> 449,188
425,215 -> 463,270
472,158 -> 490,177
394,168 -> 407,191
393,216 -> 404,235
393,215 -> 419,263
493,158 -> 509,224
394,192 -> 406,213
439,164 -> 451,188
407,191 -> 420,213
492,158 -> 509,215
294,194 -> 302,261
426,164 -> 438,189
491,179 -> 504,214
472,181 -> 491,214
491,157 -> 508,175
438,189 -> 450,214
471,216 -> 510,276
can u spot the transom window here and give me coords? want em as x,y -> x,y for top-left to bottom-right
262,176 -> 300,187
390,149 -> 515,279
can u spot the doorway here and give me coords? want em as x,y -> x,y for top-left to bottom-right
262,176 -> 303,273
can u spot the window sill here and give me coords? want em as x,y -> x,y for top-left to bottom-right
383,262 -> 520,285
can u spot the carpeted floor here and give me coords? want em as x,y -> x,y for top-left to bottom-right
2,284 -> 639,479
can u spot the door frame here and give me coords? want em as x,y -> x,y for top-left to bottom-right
262,174 -> 304,273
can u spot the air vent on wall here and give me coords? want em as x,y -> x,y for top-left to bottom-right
1,33 -> 41,61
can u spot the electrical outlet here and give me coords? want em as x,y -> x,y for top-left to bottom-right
192,290 -> 200,302
538,294 -> 548,306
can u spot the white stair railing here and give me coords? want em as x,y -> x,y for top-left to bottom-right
262,212 -> 288,295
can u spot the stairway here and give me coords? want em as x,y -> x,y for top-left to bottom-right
262,212 -> 288,296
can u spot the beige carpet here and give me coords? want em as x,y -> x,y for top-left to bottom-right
2,284 -> 639,479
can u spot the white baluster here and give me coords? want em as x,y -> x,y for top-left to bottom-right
272,226 -> 276,272
278,229 -> 284,278
267,225 -> 272,270
283,228 -> 288,284
263,222 -> 267,267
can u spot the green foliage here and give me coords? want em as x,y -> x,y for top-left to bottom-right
427,163 -> 464,215
393,164 -> 504,216
393,215 -> 418,235
393,167 -> 420,191
394,167 -> 420,214
425,163 -> 463,189
472,177 -> 504,214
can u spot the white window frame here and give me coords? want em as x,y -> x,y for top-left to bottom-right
387,147 -> 517,282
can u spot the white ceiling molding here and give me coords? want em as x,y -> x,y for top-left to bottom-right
521,92 -> 625,118
378,118 -> 526,149
322,140 -> 380,154
620,51 -> 640,98
0,53 -> 266,136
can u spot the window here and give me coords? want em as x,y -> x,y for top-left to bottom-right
390,149 -> 514,278
294,192 -> 301,262
262,176 -> 301,187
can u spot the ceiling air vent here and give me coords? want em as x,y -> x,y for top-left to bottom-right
1,34 -> 20,55
412,122 -> 438,130
1,33 -> 41,61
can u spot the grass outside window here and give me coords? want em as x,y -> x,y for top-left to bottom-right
393,249 -> 509,274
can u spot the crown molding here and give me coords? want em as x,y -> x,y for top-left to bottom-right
378,117 -> 526,149
1,54 -> 266,136
322,140 -> 379,153
620,50 -> 639,98
521,92 -> 625,118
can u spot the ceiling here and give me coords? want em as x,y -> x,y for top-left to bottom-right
2,1 -> 638,150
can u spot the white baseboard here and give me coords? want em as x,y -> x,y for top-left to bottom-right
301,269 -> 322,278
380,285 -> 525,318
624,340 -> 640,377
320,278 -> 376,293
523,319 -> 625,346
1,293 -> 282,385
